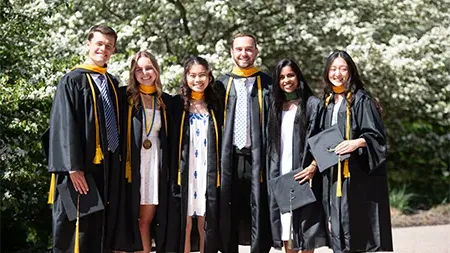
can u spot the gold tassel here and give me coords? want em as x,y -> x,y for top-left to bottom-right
337,155 -> 342,197
343,160 -> 350,178
47,174 -> 56,204
93,146 -> 104,164
177,170 -> 181,186
260,170 -> 263,182
74,194 -> 80,253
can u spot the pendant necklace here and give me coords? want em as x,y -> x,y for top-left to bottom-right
141,94 -> 157,149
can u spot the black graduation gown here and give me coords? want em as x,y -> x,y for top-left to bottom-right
166,95 -> 222,253
267,96 -> 328,250
118,87 -> 172,252
216,71 -> 272,253
47,68 -> 125,252
321,89 -> 393,252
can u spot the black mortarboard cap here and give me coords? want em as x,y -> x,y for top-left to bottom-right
56,174 -> 104,221
268,169 -> 317,214
307,124 -> 350,173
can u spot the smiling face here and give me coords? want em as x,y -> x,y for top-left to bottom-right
186,63 -> 210,93
279,66 -> 299,93
231,36 -> 259,69
86,32 -> 115,67
328,57 -> 349,87
134,56 -> 157,86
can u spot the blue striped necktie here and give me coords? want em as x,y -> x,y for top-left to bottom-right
98,75 -> 119,152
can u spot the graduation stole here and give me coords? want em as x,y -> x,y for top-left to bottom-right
47,66 -> 119,204
125,98 -> 168,183
177,109 -> 220,187
325,92 -> 352,197
224,67 -> 263,182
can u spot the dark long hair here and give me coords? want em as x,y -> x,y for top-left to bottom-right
180,56 -> 217,111
322,50 -> 382,112
268,59 -> 314,153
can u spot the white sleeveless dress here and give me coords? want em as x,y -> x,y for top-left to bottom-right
140,109 -> 161,205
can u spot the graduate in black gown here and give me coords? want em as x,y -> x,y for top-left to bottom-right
47,24 -> 128,252
168,56 -> 222,253
319,50 -> 393,252
267,59 -> 327,253
216,32 -> 272,253
119,50 -> 172,252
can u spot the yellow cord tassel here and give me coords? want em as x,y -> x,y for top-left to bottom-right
74,194 -> 80,253
344,92 -> 352,178
93,146 -> 104,164
337,155 -> 342,197
47,174 -> 56,204
260,170 -> 263,182
177,170 -> 181,186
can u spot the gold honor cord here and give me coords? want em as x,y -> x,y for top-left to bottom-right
125,103 -> 133,183
177,111 -> 186,185
74,194 -> 80,253
141,94 -> 157,149
211,110 -> 220,187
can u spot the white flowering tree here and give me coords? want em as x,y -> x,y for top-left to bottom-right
1,0 -> 449,250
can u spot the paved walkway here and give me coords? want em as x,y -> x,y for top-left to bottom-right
237,224 -> 450,253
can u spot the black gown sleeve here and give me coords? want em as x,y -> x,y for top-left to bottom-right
354,95 -> 386,173
48,73 -> 85,173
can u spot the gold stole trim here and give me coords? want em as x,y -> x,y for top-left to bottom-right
72,64 -> 107,74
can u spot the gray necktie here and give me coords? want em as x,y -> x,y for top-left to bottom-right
234,79 -> 248,149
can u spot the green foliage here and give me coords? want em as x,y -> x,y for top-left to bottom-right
1,0 -> 449,251
389,185 -> 415,213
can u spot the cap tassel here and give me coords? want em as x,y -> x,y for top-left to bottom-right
47,174 -> 56,204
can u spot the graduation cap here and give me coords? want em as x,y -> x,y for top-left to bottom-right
307,124 -> 350,173
268,168 -> 317,214
56,174 -> 104,221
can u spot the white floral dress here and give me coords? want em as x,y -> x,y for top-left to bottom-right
187,113 -> 209,217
